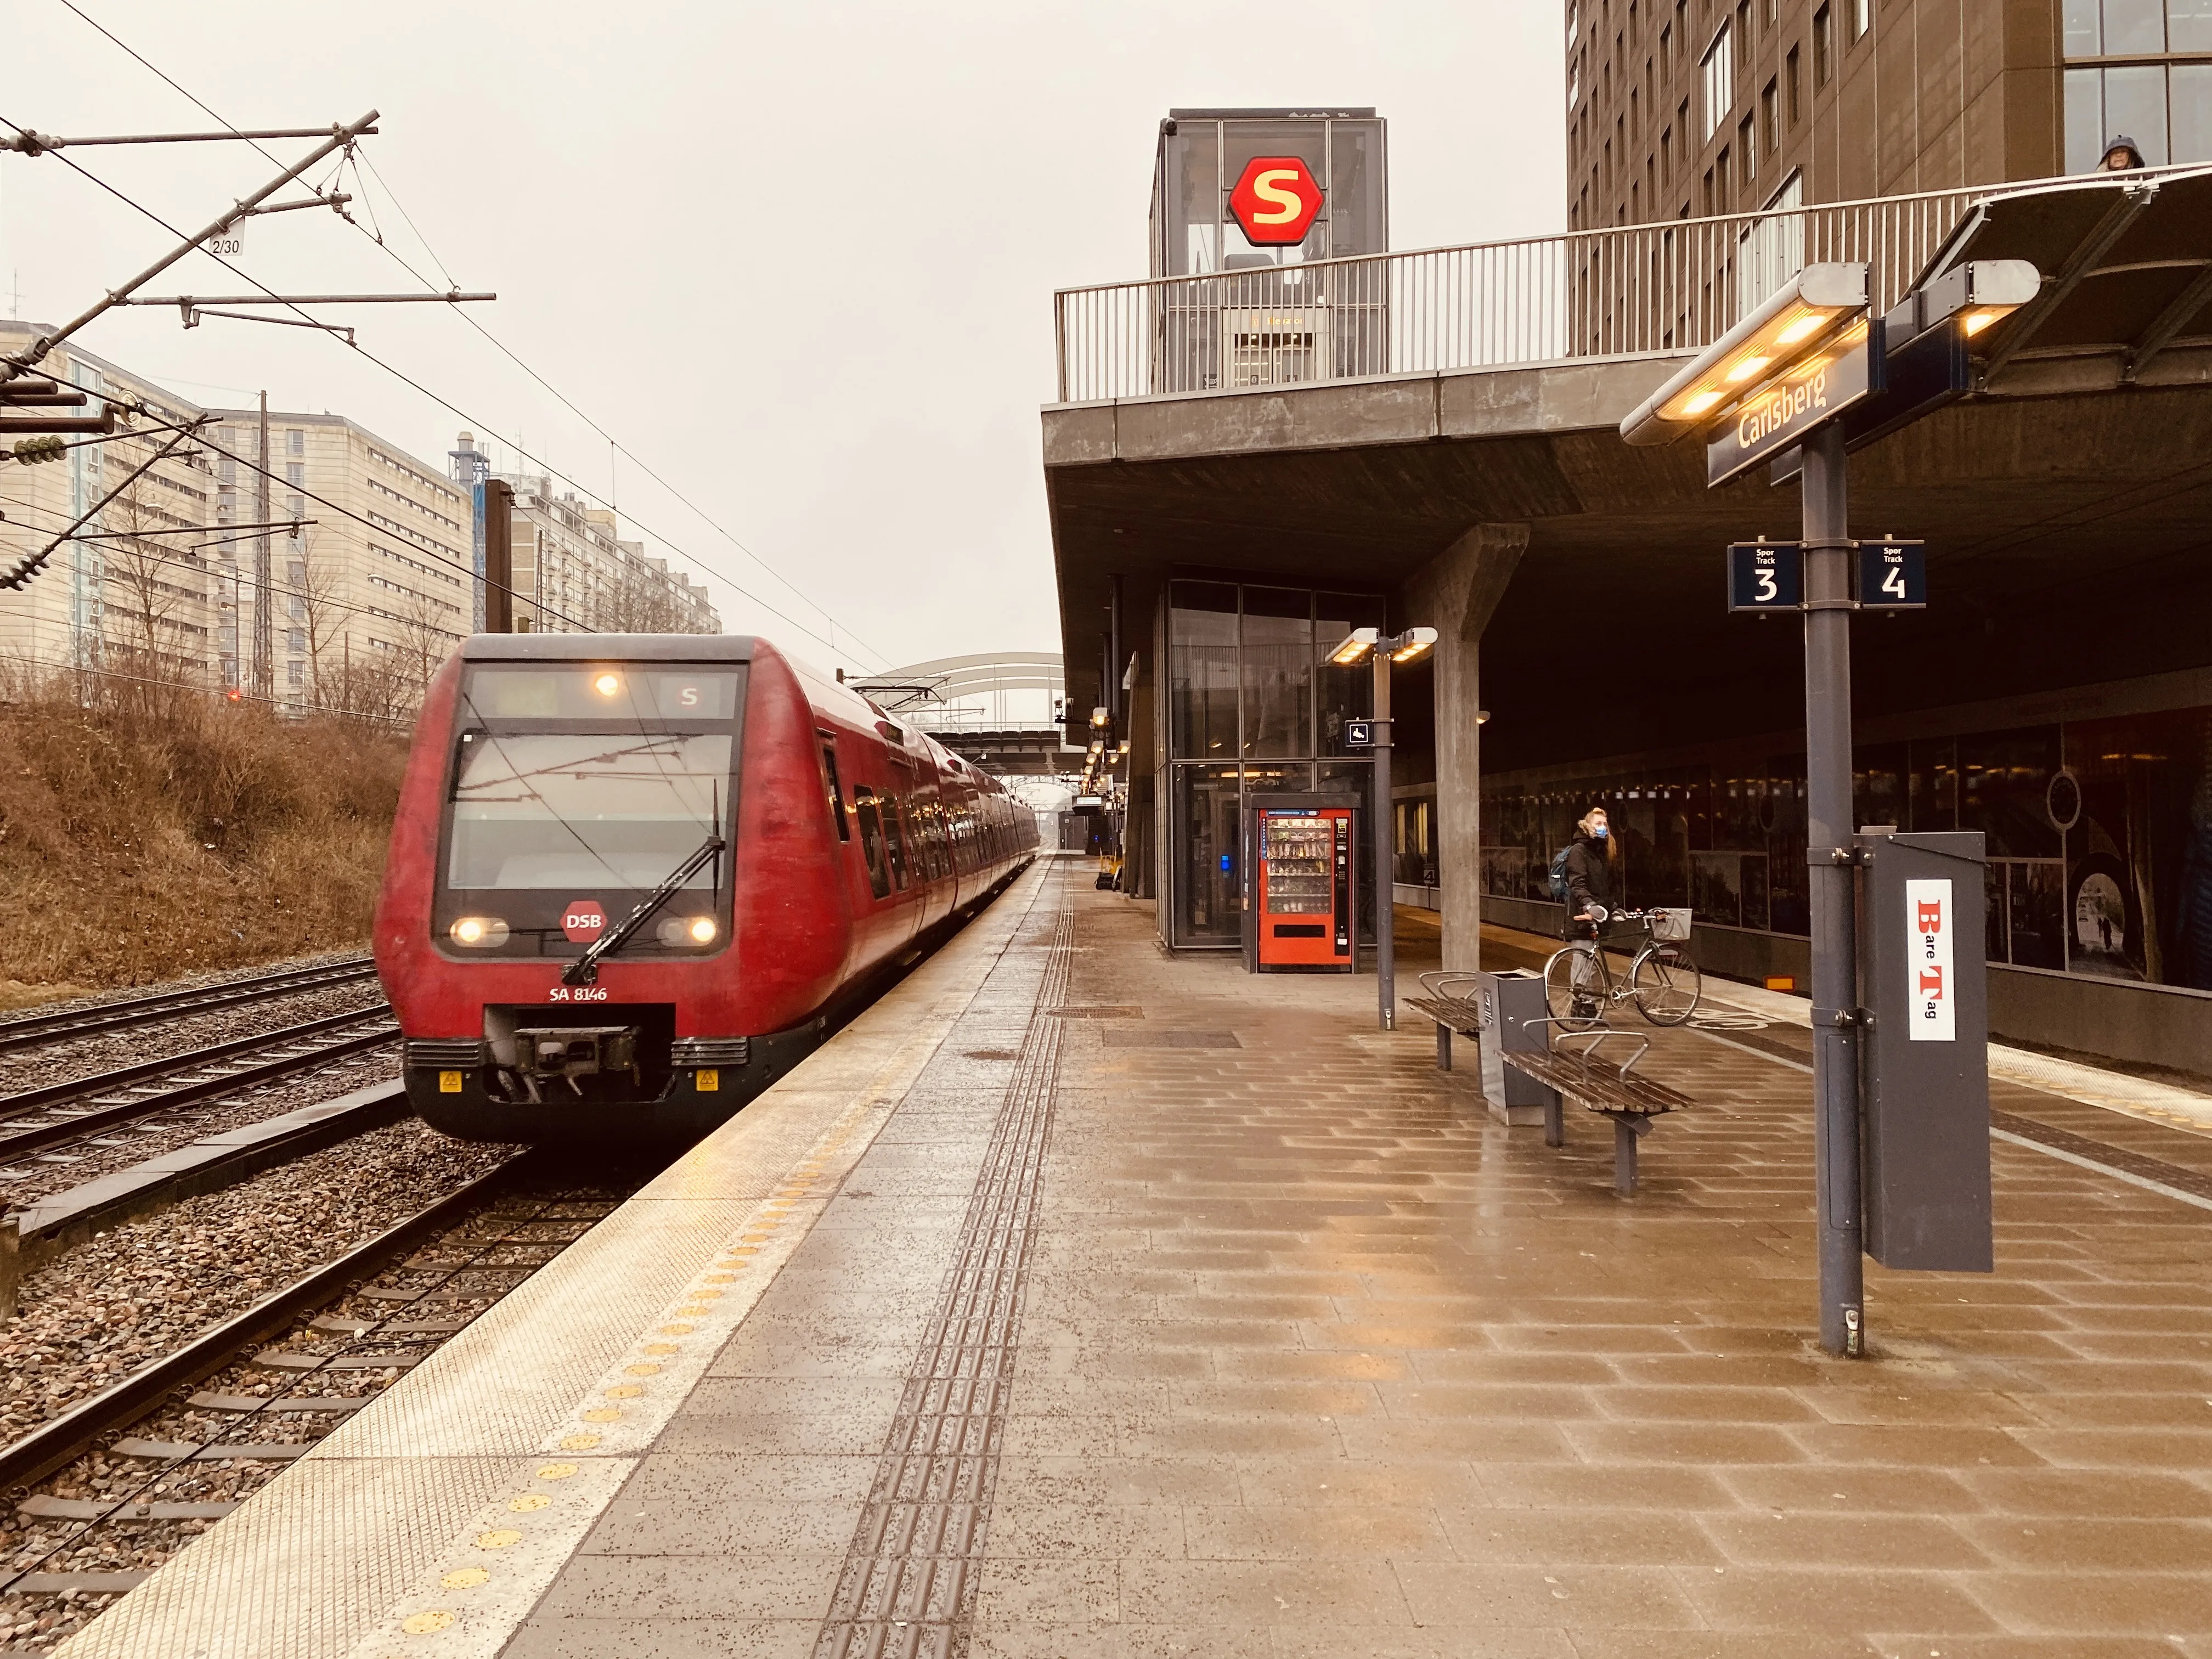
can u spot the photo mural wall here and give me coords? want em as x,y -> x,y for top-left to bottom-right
1481,704 -> 2212,992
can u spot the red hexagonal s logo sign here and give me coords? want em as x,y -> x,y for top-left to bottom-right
1229,156 -> 1324,246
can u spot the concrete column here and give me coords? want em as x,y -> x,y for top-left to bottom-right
1402,523 -> 1528,973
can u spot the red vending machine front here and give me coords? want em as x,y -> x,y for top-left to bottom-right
1248,802 -> 1357,972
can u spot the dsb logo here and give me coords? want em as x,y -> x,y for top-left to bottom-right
1229,156 -> 1324,245
561,901 -> 607,943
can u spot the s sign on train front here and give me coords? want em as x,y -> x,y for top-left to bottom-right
1229,156 -> 1324,245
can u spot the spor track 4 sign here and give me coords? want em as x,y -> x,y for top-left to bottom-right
1229,156 -> 1324,245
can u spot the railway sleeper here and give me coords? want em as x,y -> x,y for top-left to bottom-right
3,1570 -> 151,1595
251,1349 -> 419,1372
189,1392 -> 373,1414
18,1494 -> 240,1521
109,1437 -> 313,1462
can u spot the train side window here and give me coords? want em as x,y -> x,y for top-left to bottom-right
818,736 -> 849,842
851,786 -> 891,899
882,796 -> 911,890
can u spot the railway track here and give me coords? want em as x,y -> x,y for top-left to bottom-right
0,1159 -> 641,1649
0,958 -> 379,1054
0,1007 -> 398,1171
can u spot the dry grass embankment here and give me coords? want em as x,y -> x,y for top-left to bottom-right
0,680 -> 410,997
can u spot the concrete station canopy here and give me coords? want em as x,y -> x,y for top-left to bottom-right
1043,165 -> 2212,774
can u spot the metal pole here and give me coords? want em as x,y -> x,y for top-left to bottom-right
1373,651 -> 1395,1030
255,393 -> 272,700
1801,420 -> 1864,1357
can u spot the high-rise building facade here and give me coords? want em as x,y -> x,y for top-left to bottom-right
200,409 -> 475,714
0,326 -> 217,696
1566,0 -> 2212,230
0,324 -> 719,713
469,464 -> 718,637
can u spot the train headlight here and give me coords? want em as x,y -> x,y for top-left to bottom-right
592,672 -> 622,698
656,916 -> 719,947
449,916 -> 510,947
688,916 -> 718,944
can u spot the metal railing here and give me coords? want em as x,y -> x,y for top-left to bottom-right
1053,184 -> 1977,404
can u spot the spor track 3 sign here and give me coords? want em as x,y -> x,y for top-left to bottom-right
1229,156 -> 1324,245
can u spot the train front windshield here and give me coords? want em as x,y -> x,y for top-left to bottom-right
435,664 -> 743,958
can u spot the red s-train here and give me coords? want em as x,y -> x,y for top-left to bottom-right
373,634 -> 1036,1141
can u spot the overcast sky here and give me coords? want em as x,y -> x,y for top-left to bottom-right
1,2 -> 1566,678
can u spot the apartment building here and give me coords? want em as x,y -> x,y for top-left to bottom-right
0,325 -> 217,695
448,438 -> 716,637
201,408 -> 475,713
1565,0 -> 2212,229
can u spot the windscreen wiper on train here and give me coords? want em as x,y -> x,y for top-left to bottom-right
561,823 -> 725,987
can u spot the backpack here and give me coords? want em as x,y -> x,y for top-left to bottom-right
1548,844 -> 1573,905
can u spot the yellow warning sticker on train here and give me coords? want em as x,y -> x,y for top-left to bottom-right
697,1069 -> 719,1092
439,1070 -> 462,1093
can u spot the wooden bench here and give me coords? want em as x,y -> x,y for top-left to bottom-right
1406,973 -> 1485,1072
1501,1023 -> 1692,1195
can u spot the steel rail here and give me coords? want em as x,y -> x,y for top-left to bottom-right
0,1009 -> 396,1160
0,960 -> 377,1052
0,1152 -> 531,1500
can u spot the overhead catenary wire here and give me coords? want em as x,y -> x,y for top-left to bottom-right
3,90 -> 885,673
7,381 -> 597,631
38,4 -> 895,672
0,494 -> 465,641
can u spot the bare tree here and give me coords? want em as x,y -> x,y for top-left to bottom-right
99,458 -> 212,709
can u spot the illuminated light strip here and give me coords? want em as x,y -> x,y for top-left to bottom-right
342,870 -> 1053,1659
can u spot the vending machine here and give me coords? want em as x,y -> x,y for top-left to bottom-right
1242,793 -> 1358,973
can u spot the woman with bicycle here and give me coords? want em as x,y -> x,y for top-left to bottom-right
1545,806 -> 1703,1027
1562,808 -> 1618,939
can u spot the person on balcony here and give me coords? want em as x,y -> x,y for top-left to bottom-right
2101,134 -> 2146,171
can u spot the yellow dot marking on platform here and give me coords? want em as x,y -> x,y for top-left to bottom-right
604,1384 -> 643,1400
475,1530 -> 521,1550
657,1323 -> 695,1336
509,1493 -> 550,1513
676,1305 -> 712,1318
639,1344 -> 679,1356
401,1610 -> 454,1635
686,1288 -> 724,1299
581,1407 -> 623,1423
441,1568 -> 490,1590
536,1463 -> 579,1480
701,1273 -> 737,1284
624,1364 -> 661,1377
560,1433 -> 600,1451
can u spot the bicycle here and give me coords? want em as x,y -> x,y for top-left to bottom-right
1543,906 -> 1701,1029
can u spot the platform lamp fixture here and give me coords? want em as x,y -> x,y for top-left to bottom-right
1618,257 -> 2035,1359
1327,625 -> 1439,1032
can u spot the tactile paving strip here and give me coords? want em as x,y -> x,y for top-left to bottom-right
814,885 -> 1073,1659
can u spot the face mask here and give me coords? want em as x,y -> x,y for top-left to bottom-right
1594,824 -> 1609,839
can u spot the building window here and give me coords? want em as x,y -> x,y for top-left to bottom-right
1787,44 -> 1802,125
1702,19 -> 1733,139
1704,161 -> 1718,215
285,462 -> 305,487
2067,61 -> 2188,169
285,429 -> 304,456
1567,0 -> 1579,46
1814,4 -> 1833,85
1661,123 -> 1673,179
287,661 -> 303,689
1762,76 -> 1779,153
1850,0 -> 1870,42
1736,2 -> 1752,64
1740,116 -> 1757,183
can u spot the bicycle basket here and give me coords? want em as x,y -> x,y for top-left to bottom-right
1650,908 -> 1692,941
